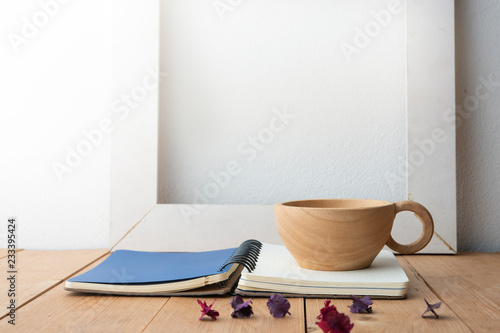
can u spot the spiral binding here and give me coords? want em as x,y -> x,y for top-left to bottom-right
218,239 -> 262,273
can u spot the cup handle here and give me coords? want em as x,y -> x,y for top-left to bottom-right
386,201 -> 434,254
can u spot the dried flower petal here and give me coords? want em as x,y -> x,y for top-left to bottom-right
197,299 -> 219,320
267,294 -> 291,318
230,296 -> 254,318
422,299 -> 442,318
316,299 -> 354,333
349,295 -> 373,314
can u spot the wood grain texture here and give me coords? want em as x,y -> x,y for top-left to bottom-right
305,256 -> 471,332
386,201 -> 434,254
0,249 -> 107,319
0,254 -> 167,332
404,253 -> 500,333
144,296 -> 305,333
275,199 -> 434,271
1,250 -> 497,332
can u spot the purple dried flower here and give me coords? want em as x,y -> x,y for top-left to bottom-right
230,296 -> 254,318
422,299 -> 442,318
267,294 -> 291,318
197,299 -> 219,320
348,295 -> 373,314
316,300 -> 354,333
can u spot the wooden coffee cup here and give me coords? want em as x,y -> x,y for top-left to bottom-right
275,199 -> 434,271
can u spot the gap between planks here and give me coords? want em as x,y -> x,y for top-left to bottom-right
398,256 -> 474,332
0,254 -> 169,332
141,296 -> 305,332
140,297 -> 171,332
0,249 -> 109,320
0,249 -> 23,260
403,253 -> 500,333
303,255 -> 471,333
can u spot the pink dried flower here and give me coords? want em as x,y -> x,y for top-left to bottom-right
316,300 -> 354,333
197,299 -> 219,320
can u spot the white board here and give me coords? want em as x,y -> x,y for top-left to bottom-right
111,0 -> 456,253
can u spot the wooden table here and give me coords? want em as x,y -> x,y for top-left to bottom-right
0,249 -> 499,332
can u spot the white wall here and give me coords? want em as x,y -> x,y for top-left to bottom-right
455,0 -> 500,252
158,0 -> 407,205
0,0 -> 111,249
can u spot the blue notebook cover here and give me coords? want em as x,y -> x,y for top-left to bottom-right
68,248 -> 237,284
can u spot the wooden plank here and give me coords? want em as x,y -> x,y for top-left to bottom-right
305,256 -> 471,332
0,254 -> 168,332
404,253 -> 500,332
2,251 -> 495,332
0,249 -> 108,319
144,296 -> 305,333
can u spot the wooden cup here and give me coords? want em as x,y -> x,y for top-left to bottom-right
275,199 -> 434,271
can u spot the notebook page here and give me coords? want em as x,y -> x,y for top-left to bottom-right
241,244 -> 408,288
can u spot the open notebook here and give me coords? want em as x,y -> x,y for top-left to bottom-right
65,240 -> 261,296
236,244 -> 409,299
65,241 -> 409,298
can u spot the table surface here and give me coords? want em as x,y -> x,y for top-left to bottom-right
0,249 -> 498,332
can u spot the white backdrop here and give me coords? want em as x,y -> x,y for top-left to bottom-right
158,0 -> 407,205
0,0 -> 111,249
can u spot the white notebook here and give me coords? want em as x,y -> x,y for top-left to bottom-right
235,244 -> 409,299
